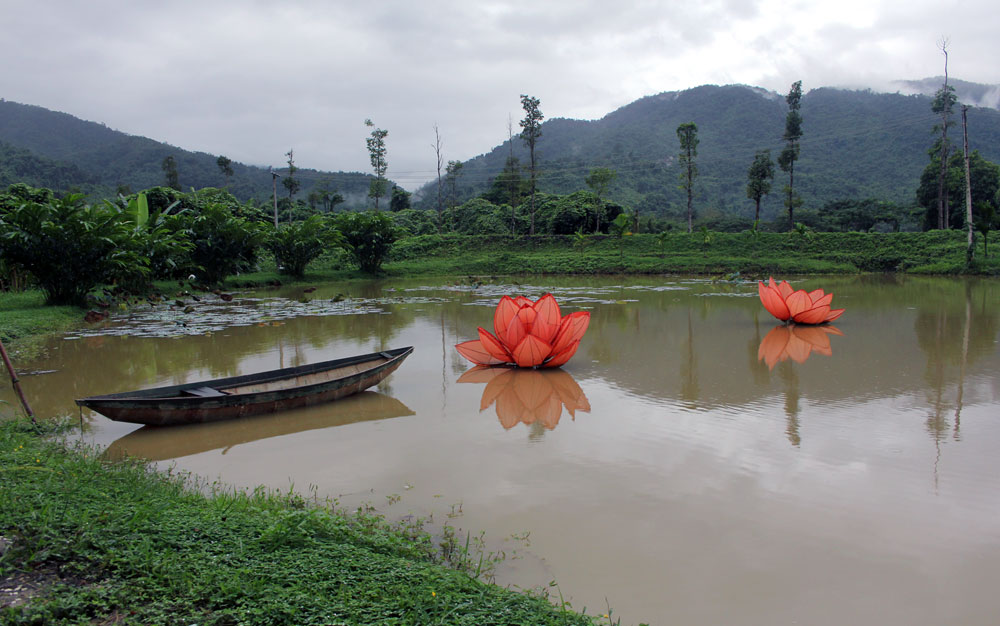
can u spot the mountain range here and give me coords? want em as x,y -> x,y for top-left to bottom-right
2,78 -> 999,220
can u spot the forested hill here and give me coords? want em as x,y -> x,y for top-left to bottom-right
0,100 -> 378,208
417,84 -> 1000,220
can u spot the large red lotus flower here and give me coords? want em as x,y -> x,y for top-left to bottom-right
758,324 -> 843,370
758,277 -> 845,324
455,294 -> 590,368
458,366 -> 591,430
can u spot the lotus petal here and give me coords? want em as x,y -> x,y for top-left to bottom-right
771,277 -> 795,300
758,281 -> 791,321
514,295 -> 534,308
784,290 -> 815,319
531,293 -> 562,344
456,340 -> 508,366
808,289 -> 827,303
493,296 -> 520,345
512,334 -> 551,368
551,311 -> 591,355
825,308 -> 845,323
478,327 -> 513,363
506,306 -> 537,350
542,340 -> 580,368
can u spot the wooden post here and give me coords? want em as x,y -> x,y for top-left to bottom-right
0,338 -> 35,423
962,105 -> 974,263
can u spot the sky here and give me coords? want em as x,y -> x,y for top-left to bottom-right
2,0 -> 998,190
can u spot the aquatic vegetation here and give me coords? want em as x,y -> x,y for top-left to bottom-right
758,276 -> 845,324
455,294 -> 590,368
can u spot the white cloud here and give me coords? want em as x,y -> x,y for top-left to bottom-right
1,0 -> 997,189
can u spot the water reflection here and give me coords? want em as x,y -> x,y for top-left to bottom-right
103,391 -> 414,461
757,324 -> 844,370
457,366 -> 591,431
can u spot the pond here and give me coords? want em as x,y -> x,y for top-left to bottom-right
5,275 -> 1000,625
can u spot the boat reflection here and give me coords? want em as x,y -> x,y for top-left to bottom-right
458,366 -> 590,430
103,391 -> 414,461
757,324 -> 844,370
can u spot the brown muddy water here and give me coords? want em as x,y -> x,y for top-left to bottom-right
4,275 -> 1000,625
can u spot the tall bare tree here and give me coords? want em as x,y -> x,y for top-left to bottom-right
432,124 -> 444,225
932,38 -> 957,229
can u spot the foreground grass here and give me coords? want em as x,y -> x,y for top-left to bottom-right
0,418 -> 599,625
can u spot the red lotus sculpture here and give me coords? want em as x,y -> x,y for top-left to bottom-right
758,324 -> 843,370
455,294 -> 590,368
758,277 -> 845,324
458,366 -> 591,430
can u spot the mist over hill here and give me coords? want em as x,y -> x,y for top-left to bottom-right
414,81 -> 1000,221
0,100 -> 378,209
3,79 -> 999,221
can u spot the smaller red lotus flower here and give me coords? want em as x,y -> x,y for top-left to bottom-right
758,324 -> 844,370
758,277 -> 845,324
455,294 -> 590,368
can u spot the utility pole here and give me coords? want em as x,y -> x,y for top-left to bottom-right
962,105 -> 974,262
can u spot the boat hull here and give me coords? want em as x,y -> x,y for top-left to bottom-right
76,347 -> 413,426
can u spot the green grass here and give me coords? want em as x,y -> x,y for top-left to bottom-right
0,417 -> 601,625
383,231 -> 1000,277
0,292 -> 82,359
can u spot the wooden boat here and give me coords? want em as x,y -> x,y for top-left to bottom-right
76,347 -> 413,426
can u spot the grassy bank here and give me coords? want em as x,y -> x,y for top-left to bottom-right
0,418 -> 601,625
385,231 -> 1000,276
0,292 -> 82,360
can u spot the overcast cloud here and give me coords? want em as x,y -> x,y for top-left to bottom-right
2,0 -> 997,189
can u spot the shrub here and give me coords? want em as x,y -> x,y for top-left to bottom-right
266,215 -> 343,278
333,211 -> 399,273
0,194 -> 145,305
179,203 -> 267,284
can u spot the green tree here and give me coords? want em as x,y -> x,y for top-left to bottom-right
778,80 -> 803,229
917,150 -> 1000,230
676,122 -> 699,233
161,155 -> 180,191
282,149 -> 301,203
519,94 -> 543,235
365,119 -> 389,210
585,167 -> 617,233
481,156 -> 525,233
216,155 -> 234,188
585,167 -> 616,199
390,185 -> 411,212
445,160 -> 463,208
746,149 -> 774,223
334,211 -> 398,273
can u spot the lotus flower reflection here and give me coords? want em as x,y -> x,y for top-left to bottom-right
457,366 -> 591,430
758,277 -> 845,325
758,324 -> 843,370
455,294 -> 590,368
